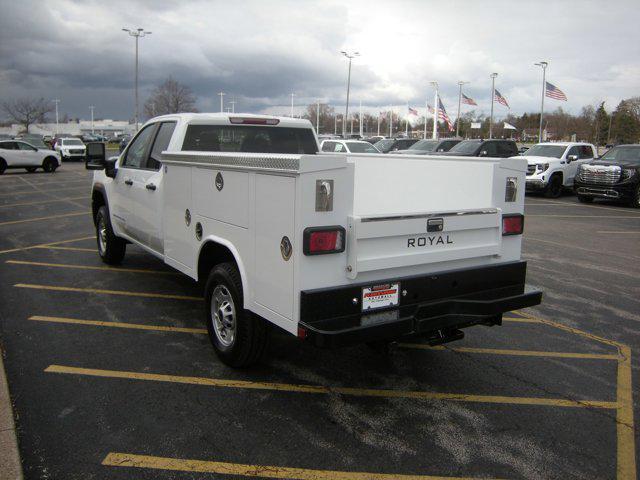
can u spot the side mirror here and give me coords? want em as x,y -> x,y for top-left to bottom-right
85,142 -> 106,170
567,154 -> 578,162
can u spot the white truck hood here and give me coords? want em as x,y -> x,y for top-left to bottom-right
520,155 -> 560,165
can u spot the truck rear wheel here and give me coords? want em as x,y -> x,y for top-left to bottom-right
95,205 -> 126,264
204,262 -> 268,368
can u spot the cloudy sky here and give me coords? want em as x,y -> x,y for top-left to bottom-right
1,0 -> 639,122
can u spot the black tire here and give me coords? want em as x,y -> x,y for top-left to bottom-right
204,262 -> 269,368
0,158 -> 6,175
26,167 -> 37,173
42,157 -> 57,173
544,174 -> 563,198
577,195 -> 594,203
629,185 -> 640,209
95,205 -> 126,264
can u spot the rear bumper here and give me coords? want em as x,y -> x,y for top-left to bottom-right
299,261 -> 542,348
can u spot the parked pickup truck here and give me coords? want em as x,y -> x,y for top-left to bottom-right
87,113 -> 541,367
517,142 -> 597,198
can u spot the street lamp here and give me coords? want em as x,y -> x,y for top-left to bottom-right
218,92 -> 225,113
456,81 -> 469,138
429,81 -> 439,140
89,106 -> 95,134
341,50 -> 359,137
534,61 -> 548,142
53,99 -> 60,135
290,93 -> 295,117
230,97 -> 236,113
489,73 -> 498,139
122,27 -> 152,131
316,99 -> 321,134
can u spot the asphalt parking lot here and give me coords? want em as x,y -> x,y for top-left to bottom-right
0,162 -> 637,480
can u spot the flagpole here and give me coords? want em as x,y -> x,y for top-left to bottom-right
489,73 -> 497,139
430,81 -> 438,140
535,61 -> 548,143
456,81 -> 468,138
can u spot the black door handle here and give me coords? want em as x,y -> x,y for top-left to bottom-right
145,183 -> 156,191
124,179 -> 133,186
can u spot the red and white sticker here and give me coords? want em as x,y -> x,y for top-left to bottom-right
362,283 -> 399,311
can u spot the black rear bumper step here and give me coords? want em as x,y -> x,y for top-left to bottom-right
299,261 -> 542,348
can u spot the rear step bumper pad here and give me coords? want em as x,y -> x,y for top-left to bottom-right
299,261 -> 542,348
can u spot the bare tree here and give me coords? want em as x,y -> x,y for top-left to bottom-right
1,97 -> 52,133
144,77 -> 198,117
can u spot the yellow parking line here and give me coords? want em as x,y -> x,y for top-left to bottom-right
44,364 -> 617,409
0,211 -> 88,226
15,283 -> 200,301
29,316 -> 207,334
7,260 -> 179,275
399,344 -> 620,361
102,452 -> 495,480
502,317 -> 542,324
617,345 -> 636,480
0,196 -> 88,208
0,185 -> 88,197
0,235 -> 95,255
34,245 -> 96,252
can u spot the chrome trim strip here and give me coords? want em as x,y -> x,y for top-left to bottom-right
360,208 -> 499,223
162,152 -> 301,172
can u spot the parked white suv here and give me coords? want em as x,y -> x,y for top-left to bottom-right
516,142 -> 597,198
321,139 -> 381,153
55,137 -> 87,161
0,140 -> 60,174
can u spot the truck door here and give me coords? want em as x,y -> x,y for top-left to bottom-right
564,145 -> 581,185
17,142 -> 40,166
111,123 -> 157,239
133,121 -> 176,254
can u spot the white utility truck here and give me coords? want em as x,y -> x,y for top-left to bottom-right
87,113 -> 541,367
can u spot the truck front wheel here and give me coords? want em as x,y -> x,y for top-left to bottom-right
95,205 -> 126,264
544,174 -> 563,198
204,263 -> 268,368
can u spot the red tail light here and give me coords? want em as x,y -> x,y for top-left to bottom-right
502,214 -> 524,236
303,226 -> 346,255
229,117 -> 280,125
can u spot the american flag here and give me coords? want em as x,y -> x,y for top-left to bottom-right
408,107 -> 419,116
438,98 -> 454,132
545,82 -> 567,101
494,89 -> 509,108
461,93 -> 477,106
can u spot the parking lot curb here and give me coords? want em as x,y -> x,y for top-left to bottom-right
0,346 -> 23,480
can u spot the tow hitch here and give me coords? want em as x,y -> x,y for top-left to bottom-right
426,329 -> 465,346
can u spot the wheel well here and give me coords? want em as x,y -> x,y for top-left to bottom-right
198,241 -> 237,284
91,190 -> 106,225
550,171 -> 563,182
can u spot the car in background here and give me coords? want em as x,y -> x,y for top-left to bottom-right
518,146 -> 529,155
574,144 -> 640,207
16,134 -> 49,150
118,135 -> 132,153
518,142 -> 596,198
365,135 -> 385,144
320,139 -> 381,154
0,140 -> 60,174
396,139 -> 461,155
0,134 -> 13,141
55,137 -> 87,161
317,134 -> 341,143
431,139 -> 519,159
374,137 -> 419,153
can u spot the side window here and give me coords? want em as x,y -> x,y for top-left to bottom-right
334,143 -> 344,152
147,122 -> 176,170
483,142 -> 498,156
566,146 -> 579,159
579,145 -> 593,159
321,141 -> 335,152
0,142 -> 15,150
122,124 -> 157,168
17,142 -> 36,151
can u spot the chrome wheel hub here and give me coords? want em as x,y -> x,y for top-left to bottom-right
98,217 -> 107,254
211,285 -> 236,347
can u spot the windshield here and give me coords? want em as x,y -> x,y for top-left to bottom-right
524,144 -> 567,158
182,125 -> 318,154
449,141 -> 480,154
374,139 -> 394,151
63,139 -> 84,146
346,142 -> 378,153
408,140 -> 438,152
600,146 -> 640,163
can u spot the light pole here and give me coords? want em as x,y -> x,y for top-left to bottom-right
334,114 -> 338,135
534,61 -> 548,142
430,81 -> 439,140
489,73 -> 498,139
53,99 -> 60,135
230,98 -> 236,113
89,106 -> 95,134
217,92 -> 225,113
316,99 -> 321,134
122,27 -> 151,131
456,81 -> 469,138
290,93 -> 295,117
388,108 -> 392,137
359,100 -> 363,138
341,50 -> 359,138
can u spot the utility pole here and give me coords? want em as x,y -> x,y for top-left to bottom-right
53,99 -> 60,135
290,93 -> 295,117
489,73 -> 498,139
122,27 -> 151,131
89,106 -> 95,134
341,51 -> 359,138
430,82 -> 439,140
534,61 -> 548,142
456,81 -> 469,138
316,99 -> 321,134
230,98 -> 236,113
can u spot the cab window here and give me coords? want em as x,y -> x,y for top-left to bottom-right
566,146 -> 580,159
334,143 -> 345,152
321,141 -> 336,152
147,122 -> 176,170
122,124 -> 157,168
482,142 -> 498,157
579,145 -> 594,159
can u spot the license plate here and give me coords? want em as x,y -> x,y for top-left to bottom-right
362,283 -> 399,311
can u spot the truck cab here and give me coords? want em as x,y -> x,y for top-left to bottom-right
88,113 -> 541,367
